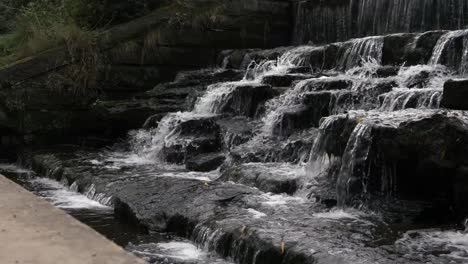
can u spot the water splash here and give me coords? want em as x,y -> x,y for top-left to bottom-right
243,46 -> 319,81
193,81 -> 254,114
129,112 -> 213,162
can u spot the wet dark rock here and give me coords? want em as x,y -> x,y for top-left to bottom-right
186,153 -> 226,172
286,67 -> 312,74
261,74 -> 312,87
441,79 -> 468,110
382,33 -> 417,66
218,49 -> 257,69
219,163 -> 300,194
218,84 -> 274,117
216,117 -> 255,149
272,90 -> 355,137
26,148 -> 426,264
299,78 -> 353,91
336,111 -> 468,220
375,66 -> 399,78
405,71 -> 431,89
174,69 -> 245,84
313,114 -> 361,158
230,129 -> 318,164
381,31 -> 446,66
240,47 -> 290,69
143,69 -> 245,99
162,117 -> 222,164
142,114 -> 166,130
93,99 -> 183,136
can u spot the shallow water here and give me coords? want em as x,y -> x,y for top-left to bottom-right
0,164 -> 232,264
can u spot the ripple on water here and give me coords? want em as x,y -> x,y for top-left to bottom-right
127,241 -> 234,264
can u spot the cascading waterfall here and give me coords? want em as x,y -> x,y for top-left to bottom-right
336,36 -> 384,71
336,122 -> 374,206
379,88 -> 442,111
306,116 -> 343,179
378,65 -> 451,111
429,29 -> 468,72
129,112 -> 213,161
128,46 -> 321,161
16,25 -> 468,264
258,59 -> 384,138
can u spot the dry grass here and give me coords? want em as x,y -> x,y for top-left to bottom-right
166,0 -> 226,30
0,0 -> 97,68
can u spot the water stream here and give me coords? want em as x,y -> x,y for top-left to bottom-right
9,27 -> 468,263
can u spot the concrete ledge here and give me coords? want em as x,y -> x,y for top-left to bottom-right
0,175 -> 145,264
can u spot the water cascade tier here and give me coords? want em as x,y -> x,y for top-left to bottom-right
13,28 -> 468,264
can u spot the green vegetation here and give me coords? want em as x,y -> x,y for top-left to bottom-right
0,0 -> 224,67
167,0 -> 226,30
0,0 -> 102,67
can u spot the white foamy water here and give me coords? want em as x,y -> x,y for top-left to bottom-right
245,208 -> 267,218
337,36 -> 384,71
313,209 -> 359,220
151,171 -> 218,182
260,193 -> 305,206
31,178 -> 109,210
244,45 -> 320,82
129,241 -> 233,264
193,81 -> 254,114
130,112 -> 216,162
396,229 -> 468,263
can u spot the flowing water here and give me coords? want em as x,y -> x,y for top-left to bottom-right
11,28 -> 468,263
293,0 -> 468,44
0,164 -> 233,264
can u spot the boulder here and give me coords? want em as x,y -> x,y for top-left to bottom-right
271,90 -> 355,137
404,70 -> 430,89
286,66 -> 312,74
333,110 -> 468,220
216,117 -> 255,149
219,163 -> 301,194
298,78 -> 353,92
441,79 -> 468,110
162,117 -> 223,164
375,66 -> 399,78
218,83 -> 274,117
229,128 -> 318,164
261,74 -> 313,87
186,153 -> 226,172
